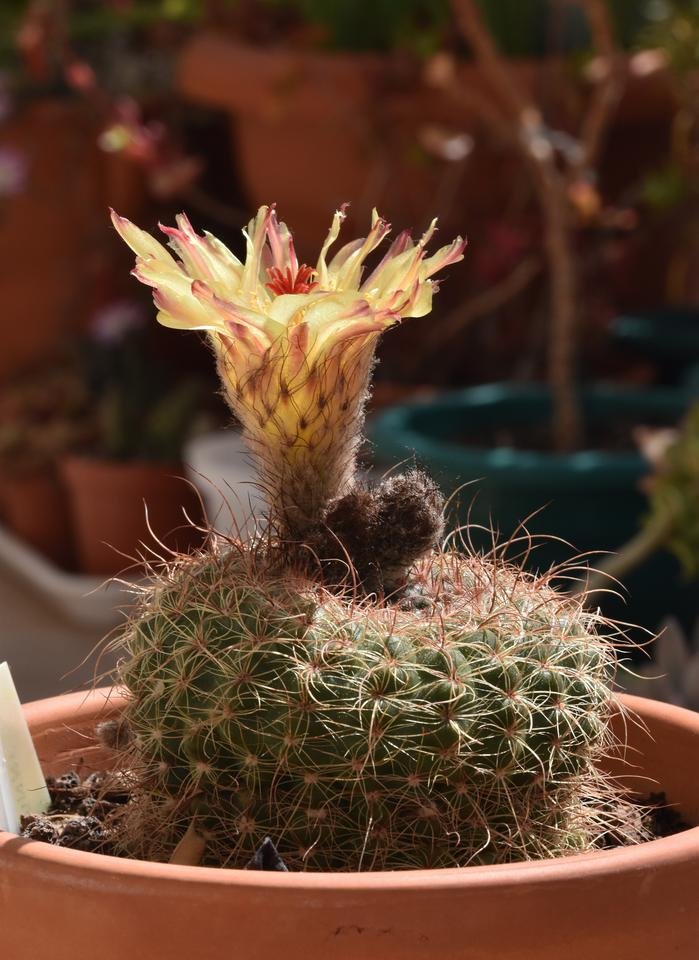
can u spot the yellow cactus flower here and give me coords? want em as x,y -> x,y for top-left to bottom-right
112,204 -> 466,537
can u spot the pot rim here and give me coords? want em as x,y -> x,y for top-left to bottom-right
370,382 -> 689,484
2,689 -> 699,892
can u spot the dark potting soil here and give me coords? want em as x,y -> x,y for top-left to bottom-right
20,770 -> 289,870
19,772 -> 691,869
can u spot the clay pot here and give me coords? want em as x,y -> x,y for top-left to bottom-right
60,457 -> 204,576
176,34 -> 680,263
1,689 -> 699,959
0,99 -> 104,383
0,469 -> 74,568
176,33 -> 385,257
175,35 -> 540,253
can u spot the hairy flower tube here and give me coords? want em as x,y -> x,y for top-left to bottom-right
112,204 -> 465,538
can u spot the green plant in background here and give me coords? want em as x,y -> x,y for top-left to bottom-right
266,0 -> 449,56
0,361 -> 95,476
0,0 -> 202,74
637,0 -> 699,302
582,403 -> 699,593
104,204 -> 643,870
642,405 -> 699,577
640,0 -> 699,73
85,300 -> 200,462
246,0 -> 681,56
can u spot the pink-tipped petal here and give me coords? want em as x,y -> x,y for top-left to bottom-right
191,280 -> 272,351
110,209 -> 177,265
242,205 -> 273,298
423,236 -> 468,278
316,204 -> 349,286
265,206 -> 298,275
334,210 -> 391,290
159,218 -> 216,282
361,229 -> 414,290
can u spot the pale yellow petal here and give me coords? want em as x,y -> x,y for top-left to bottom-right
334,211 -> 392,291
134,259 -> 223,331
267,291 -> 332,328
110,209 -> 178,266
241,205 -> 271,299
316,205 -> 348,287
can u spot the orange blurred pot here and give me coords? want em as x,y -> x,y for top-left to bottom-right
0,469 -> 74,567
1,690 -> 699,959
176,34 -> 680,262
0,99 -> 104,383
60,457 -> 203,576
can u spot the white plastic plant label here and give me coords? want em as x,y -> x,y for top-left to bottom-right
0,662 -> 50,834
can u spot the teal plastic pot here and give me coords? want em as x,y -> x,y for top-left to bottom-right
370,383 -> 694,632
611,310 -> 699,388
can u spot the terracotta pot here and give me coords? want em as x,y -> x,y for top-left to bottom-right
177,33 -> 385,257
176,34 -> 680,262
176,36 -> 543,253
0,469 -> 74,568
0,99 -> 104,383
1,689 -> 699,959
60,457 -> 204,576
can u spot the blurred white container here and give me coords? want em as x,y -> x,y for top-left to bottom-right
0,525 -> 128,701
620,617 -> 699,711
184,430 -> 263,537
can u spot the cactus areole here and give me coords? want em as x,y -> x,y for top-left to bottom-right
111,205 -> 641,871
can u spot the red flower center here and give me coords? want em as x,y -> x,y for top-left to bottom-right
266,264 -> 318,296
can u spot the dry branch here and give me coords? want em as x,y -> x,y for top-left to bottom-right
450,0 -> 625,452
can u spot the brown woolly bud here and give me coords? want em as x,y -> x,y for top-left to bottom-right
370,470 -> 445,591
308,470 -> 445,596
311,486 -> 379,590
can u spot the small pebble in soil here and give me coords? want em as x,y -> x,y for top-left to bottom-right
19,816 -> 59,843
77,795 -> 117,818
55,816 -> 109,853
20,770 -> 129,853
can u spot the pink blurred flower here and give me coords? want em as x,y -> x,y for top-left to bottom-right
90,300 -> 147,345
0,148 -> 27,197
98,98 -> 202,200
148,156 -> 203,200
98,99 -> 164,167
64,60 -> 97,92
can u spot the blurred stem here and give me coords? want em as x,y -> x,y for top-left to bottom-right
538,170 -> 581,452
576,509 -> 677,600
451,0 -> 624,452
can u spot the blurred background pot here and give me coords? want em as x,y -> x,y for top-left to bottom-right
371,382 -> 693,632
176,33 -> 389,255
0,98 -> 103,384
611,309 -> 699,388
61,457 -> 203,576
0,470 -> 73,569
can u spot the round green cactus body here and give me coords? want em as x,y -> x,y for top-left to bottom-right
116,541 -> 630,871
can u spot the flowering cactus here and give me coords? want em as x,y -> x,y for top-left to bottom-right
112,205 -> 465,540
111,205 -> 640,871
